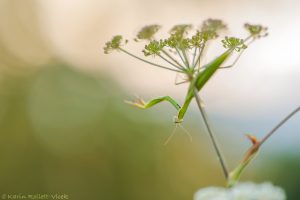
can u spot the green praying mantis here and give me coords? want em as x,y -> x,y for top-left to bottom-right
104,21 -> 266,125
104,19 -> 299,186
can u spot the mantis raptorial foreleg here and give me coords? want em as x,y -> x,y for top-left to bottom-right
174,73 -> 190,85
175,80 -> 190,85
126,95 -> 193,143
219,49 -> 245,69
125,96 -> 181,111
219,38 -> 254,69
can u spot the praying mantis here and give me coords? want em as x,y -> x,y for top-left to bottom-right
104,19 -> 299,186
104,21 -> 266,125
105,22 -> 266,150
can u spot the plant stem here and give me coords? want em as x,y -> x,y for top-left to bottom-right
182,49 -> 190,68
192,47 -> 198,67
244,35 -> 253,43
119,48 -> 182,73
158,54 -> 183,71
260,106 -> 300,146
193,88 -> 229,180
194,43 -> 205,69
161,49 -> 185,69
227,105 -> 300,187
175,48 -> 188,68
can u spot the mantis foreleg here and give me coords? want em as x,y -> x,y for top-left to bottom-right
175,73 -> 189,85
126,95 -> 193,143
125,96 -> 181,111
175,80 -> 189,85
219,49 -> 245,69
219,38 -> 254,69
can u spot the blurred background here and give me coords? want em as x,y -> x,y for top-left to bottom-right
0,0 -> 299,199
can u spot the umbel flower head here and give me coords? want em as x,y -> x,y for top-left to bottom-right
194,182 -> 286,200
222,36 -> 247,52
103,35 -> 128,54
135,24 -> 161,41
103,19 -> 266,75
103,19 -> 266,56
244,23 -> 268,38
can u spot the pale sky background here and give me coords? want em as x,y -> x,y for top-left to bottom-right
3,0 -> 298,149
36,0 -> 300,114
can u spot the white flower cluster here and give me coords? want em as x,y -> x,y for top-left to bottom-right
194,182 -> 286,200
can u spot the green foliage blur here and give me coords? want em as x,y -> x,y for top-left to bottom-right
0,63 -> 223,199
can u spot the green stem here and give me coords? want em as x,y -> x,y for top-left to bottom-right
182,49 -> 190,68
161,49 -> 185,69
244,35 -> 253,43
158,54 -> 184,71
192,47 -> 198,67
193,88 -> 229,180
175,48 -> 188,68
194,43 -> 206,69
119,48 -> 182,73
260,106 -> 300,146
228,105 -> 300,187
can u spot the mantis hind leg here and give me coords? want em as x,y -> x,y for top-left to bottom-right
164,123 -> 193,145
